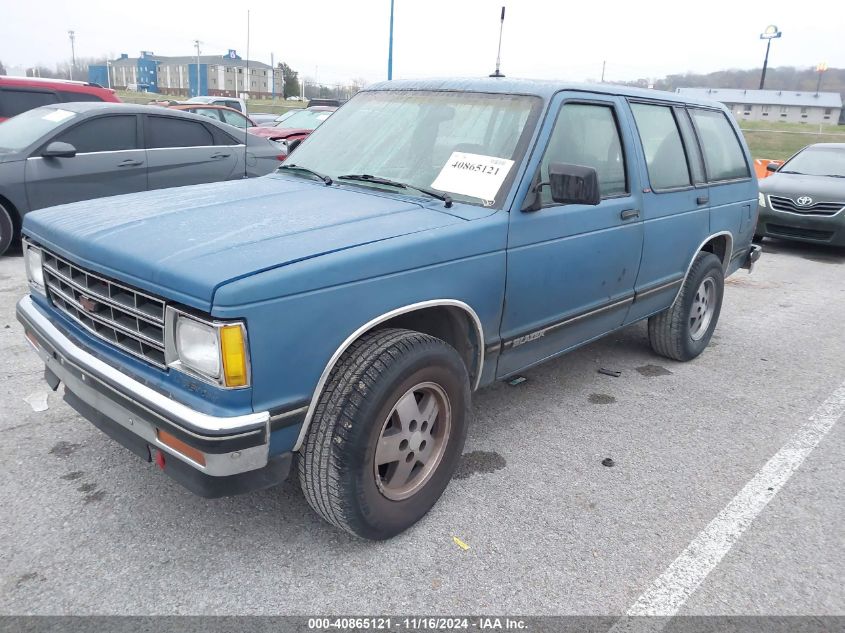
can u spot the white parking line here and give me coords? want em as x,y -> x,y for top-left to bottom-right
612,379 -> 845,628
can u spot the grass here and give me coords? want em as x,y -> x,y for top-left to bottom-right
737,120 -> 845,160
114,89 -> 306,115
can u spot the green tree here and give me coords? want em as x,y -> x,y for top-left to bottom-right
277,62 -> 300,98
0,60 -> 6,75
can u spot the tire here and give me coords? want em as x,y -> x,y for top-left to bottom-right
648,251 -> 724,362
298,328 -> 471,540
0,203 -> 14,257
752,234 -> 764,244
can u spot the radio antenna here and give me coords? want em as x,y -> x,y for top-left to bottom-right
243,9 -> 250,178
490,6 -> 506,78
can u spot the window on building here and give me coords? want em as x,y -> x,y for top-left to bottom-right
689,108 -> 750,181
761,105 -> 770,117
539,102 -> 627,203
824,108 -> 832,115
56,115 -> 138,153
146,116 -> 214,148
630,102 -> 690,190
743,104 -> 752,114
780,106 -> 789,114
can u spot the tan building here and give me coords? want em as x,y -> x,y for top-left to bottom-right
676,88 -> 842,125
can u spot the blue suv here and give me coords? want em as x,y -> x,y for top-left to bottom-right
17,78 -> 761,539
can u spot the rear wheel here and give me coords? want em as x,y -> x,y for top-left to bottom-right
298,328 -> 470,540
0,202 -> 14,256
648,251 -> 724,361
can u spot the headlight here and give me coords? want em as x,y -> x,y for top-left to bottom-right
24,244 -> 45,294
758,192 -> 766,208
168,311 -> 250,388
176,317 -> 220,378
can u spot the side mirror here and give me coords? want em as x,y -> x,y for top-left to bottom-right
766,162 -> 779,173
42,142 -> 77,159
539,163 -> 601,206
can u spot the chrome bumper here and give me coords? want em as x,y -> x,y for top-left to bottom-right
16,295 -> 270,477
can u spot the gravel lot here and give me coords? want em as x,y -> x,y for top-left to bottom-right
1,239 -> 843,616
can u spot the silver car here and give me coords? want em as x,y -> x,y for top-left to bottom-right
0,102 -> 284,255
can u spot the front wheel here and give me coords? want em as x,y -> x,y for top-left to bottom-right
648,251 -> 725,361
297,328 -> 470,540
0,203 -> 14,257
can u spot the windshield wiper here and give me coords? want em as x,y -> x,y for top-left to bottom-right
277,163 -> 332,185
778,170 -> 803,175
338,174 -> 453,208
822,174 -> 845,178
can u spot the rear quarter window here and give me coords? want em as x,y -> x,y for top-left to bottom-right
0,89 -> 59,118
146,116 -> 214,148
689,109 -> 750,181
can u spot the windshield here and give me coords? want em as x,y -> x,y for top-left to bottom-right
276,108 -> 334,130
781,146 -> 845,177
283,90 -> 541,208
0,106 -> 78,152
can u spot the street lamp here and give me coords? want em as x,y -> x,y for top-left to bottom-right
758,25 -> 782,90
68,30 -> 76,80
815,62 -> 828,96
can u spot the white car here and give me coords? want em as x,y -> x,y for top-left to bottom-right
186,95 -> 248,114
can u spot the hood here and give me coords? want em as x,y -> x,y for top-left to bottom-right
0,150 -> 24,164
24,175 -> 463,311
760,172 -> 845,201
249,126 -> 312,140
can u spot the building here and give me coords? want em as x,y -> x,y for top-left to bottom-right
676,88 -> 842,125
89,50 -> 283,99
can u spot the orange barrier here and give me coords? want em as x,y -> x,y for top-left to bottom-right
754,158 -> 784,179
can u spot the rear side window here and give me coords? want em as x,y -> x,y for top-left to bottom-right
55,115 -> 138,153
689,109 -> 750,181
146,116 -> 214,148
630,103 -> 691,190
57,91 -> 105,103
0,89 -> 59,118
540,102 -> 628,204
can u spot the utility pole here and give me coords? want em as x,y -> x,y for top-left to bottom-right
68,30 -> 76,80
387,0 -> 394,80
758,25 -> 782,90
601,60 -> 606,82
193,39 -> 202,97
815,62 -> 828,96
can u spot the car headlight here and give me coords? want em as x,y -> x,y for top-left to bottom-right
758,192 -> 766,208
168,311 -> 249,388
24,243 -> 45,294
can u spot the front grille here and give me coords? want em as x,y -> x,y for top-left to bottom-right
769,195 -> 844,216
765,224 -> 835,241
41,250 -> 167,367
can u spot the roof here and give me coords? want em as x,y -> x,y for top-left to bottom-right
39,102 -> 225,119
363,77 -> 728,108
110,55 -> 272,70
676,87 -> 842,109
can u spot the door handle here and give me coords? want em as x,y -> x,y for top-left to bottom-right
620,209 -> 640,220
697,195 -> 709,205
210,153 -> 231,159
118,159 -> 143,167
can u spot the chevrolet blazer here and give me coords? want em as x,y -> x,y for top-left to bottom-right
17,78 -> 761,539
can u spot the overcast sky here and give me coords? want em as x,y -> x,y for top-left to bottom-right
2,0 -> 842,85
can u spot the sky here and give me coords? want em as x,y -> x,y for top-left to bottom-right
1,0 -> 843,85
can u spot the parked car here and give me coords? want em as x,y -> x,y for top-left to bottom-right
185,95 -> 247,113
307,98 -> 343,108
0,76 -> 120,122
0,102 -> 284,254
755,143 -> 845,246
256,109 -> 298,128
17,78 -> 760,540
248,106 -> 336,152
247,112 -> 279,125
168,103 -> 256,129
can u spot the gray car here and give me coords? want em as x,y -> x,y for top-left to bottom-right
0,102 -> 284,255
756,143 -> 845,246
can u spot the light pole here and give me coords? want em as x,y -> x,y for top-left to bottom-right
193,39 -> 202,97
758,25 -> 781,90
387,0 -> 394,80
68,30 -> 76,80
815,62 -> 828,96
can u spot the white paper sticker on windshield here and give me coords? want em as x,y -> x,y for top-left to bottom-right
431,152 -> 514,203
42,109 -> 75,123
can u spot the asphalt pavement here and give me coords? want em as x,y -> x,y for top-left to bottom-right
0,238 -> 843,616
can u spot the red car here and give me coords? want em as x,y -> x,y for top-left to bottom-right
247,106 -> 336,153
0,76 -> 120,122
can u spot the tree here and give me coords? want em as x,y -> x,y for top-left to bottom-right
277,62 -> 300,98
0,60 -> 6,75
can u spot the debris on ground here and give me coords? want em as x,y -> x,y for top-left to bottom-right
602,457 -> 616,467
508,376 -> 528,386
23,392 -> 49,412
598,368 -> 622,377
453,536 -> 470,550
